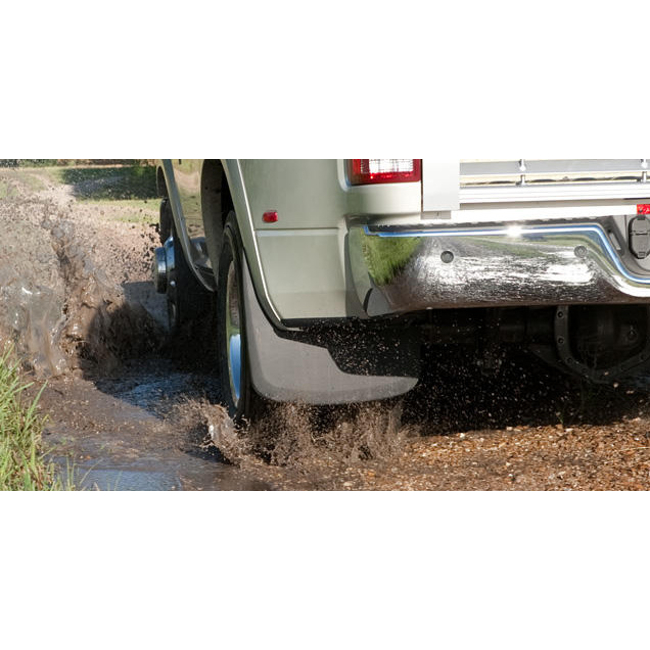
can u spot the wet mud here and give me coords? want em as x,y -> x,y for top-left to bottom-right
3,166 -> 650,490
0,171 -> 267,490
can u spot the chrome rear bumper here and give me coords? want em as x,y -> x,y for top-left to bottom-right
349,221 -> 650,317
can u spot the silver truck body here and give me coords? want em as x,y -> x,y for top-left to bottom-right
155,159 -> 650,405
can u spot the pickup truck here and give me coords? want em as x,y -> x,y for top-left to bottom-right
153,159 -> 650,421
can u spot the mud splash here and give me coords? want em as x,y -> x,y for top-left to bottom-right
48,218 -> 162,374
204,400 -> 412,484
0,196 -> 163,377
0,198 -> 68,375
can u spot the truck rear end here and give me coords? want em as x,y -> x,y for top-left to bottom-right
156,159 -> 650,420
346,159 -> 650,382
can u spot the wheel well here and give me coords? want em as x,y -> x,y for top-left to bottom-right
201,160 -> 234,286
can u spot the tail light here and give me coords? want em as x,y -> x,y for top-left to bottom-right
347,159 -> 421,186
638,204 -> 650,215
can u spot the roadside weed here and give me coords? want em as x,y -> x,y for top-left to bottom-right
0,346 -> 69,491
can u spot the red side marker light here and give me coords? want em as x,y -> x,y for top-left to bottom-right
638,204 -> 650,215
263,210 -> 278,223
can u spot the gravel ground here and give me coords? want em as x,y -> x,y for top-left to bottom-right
218,383 -> 650,491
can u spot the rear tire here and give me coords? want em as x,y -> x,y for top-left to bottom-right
166,222 -> 209,336
216,212 -> 261,423
159,197 -> 172,244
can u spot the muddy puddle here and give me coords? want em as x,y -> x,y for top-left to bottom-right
38,363 -> 272,491
0,177 -> 274,490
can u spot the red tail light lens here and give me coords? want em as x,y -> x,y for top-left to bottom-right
638,204 -> 650,215
347,159 -> 421,186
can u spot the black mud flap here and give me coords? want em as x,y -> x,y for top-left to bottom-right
243,259 -> 419,404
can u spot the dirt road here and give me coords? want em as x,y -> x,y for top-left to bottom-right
2,165 -> 650,490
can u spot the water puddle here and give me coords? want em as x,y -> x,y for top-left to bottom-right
41,370 -> 272,491
59,458 -> 269,491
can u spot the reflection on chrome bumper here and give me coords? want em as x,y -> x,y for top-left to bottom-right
349,222 -> 650,317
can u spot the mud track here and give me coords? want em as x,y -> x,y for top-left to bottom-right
2,166 -> 650,490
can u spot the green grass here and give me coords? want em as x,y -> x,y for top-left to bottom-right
47,164 -> 157,201
0,347 -> 70,491
105,199 -> 159,223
